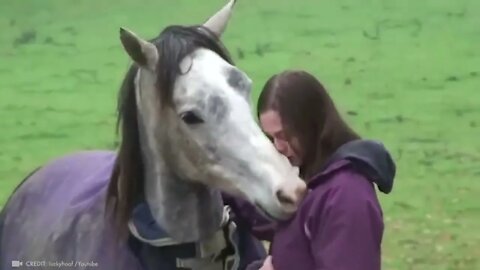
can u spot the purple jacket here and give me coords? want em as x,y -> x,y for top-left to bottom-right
235,140 -> 396,270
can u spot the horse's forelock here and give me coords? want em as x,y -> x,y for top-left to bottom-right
153,25 -> 234,107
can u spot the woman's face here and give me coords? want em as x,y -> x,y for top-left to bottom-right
259,110 -> 302,167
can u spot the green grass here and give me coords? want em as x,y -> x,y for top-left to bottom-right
1,0 -> 479,269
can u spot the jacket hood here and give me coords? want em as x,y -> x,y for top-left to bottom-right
322,139 -> 396,194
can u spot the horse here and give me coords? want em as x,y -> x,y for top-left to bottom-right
0,1 -> 306,269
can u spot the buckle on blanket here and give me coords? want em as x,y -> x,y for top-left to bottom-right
175,206 -> 238,269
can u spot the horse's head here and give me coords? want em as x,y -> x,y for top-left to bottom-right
114,0 -> 306,225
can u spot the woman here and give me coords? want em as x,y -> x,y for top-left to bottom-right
245,70 -> 396,270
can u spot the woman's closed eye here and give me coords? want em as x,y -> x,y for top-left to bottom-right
275,132 -> 287,141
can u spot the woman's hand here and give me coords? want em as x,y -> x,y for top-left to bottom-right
259,256 -> 275,270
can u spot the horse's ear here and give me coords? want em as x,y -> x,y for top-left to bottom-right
203,0 -> 237,38
119,27 -> 159,70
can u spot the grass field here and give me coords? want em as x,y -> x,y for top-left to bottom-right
1,0 -> 479,269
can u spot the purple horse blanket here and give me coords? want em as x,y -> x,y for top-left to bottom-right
0,151 -> 268,270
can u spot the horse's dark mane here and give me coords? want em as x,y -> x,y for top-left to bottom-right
106,25 -> 234,237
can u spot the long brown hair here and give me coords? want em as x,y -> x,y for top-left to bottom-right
257,70 -> 360,180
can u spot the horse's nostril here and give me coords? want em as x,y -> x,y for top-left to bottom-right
276,189 -> 296,206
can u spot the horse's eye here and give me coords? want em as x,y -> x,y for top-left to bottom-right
180,111 -> 204,125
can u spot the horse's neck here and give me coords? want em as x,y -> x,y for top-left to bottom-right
140,155 -> 224,242
142,150 -> 224,242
